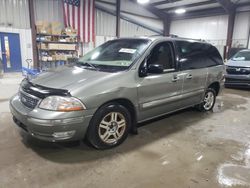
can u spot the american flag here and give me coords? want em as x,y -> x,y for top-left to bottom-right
63,0 -> 95,43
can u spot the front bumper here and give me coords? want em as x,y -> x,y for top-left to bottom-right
225,74 -> 250,88
9,94 -> 94,142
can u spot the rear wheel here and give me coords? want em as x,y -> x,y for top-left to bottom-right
197,88 -> 216,112
86,103 -> 131,149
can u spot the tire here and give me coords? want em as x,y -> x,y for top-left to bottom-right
196,88 -> 216,112
86,103 -> 131,149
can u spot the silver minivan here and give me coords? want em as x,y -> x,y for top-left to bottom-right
225,49 -> 250,88
10,37 -> 224,149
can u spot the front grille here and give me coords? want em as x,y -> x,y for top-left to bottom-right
226,66 -> 250,75
20,92 -> 39,109
225,78 -> 250,84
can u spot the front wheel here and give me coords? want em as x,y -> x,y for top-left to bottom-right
196,88 -> 216,112
86,103 -> 131,149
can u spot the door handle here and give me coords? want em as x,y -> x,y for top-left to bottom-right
2,52 -> 6,55
172,75 -> 179,82
186,74 -> 193,79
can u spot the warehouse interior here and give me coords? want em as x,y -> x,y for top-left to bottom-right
0,0 -> 250,187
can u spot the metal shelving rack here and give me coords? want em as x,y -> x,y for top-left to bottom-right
36,33 -> 80,71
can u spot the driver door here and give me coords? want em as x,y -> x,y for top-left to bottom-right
137,41 -> 185,122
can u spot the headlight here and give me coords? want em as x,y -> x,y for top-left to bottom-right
245,67 -> 250,71
39,96 -> 86,112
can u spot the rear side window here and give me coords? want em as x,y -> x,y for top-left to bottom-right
176,41 -> 223,70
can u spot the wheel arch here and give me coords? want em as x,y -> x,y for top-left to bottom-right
207,82 -> 220,96
94,98 -> 138,134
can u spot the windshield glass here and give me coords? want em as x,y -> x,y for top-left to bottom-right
78,39 -> 150,71
232,51 -> 250,61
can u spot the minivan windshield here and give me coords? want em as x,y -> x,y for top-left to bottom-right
232,51 -> 250,61
78,39 -> 150,71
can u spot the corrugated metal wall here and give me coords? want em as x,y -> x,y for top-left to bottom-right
233,12 -> 250,48
96,9 -> 116,36
34,0 -> 64,23
170,15 -> 229,55
96,9 -> 157,37
120,19 -> 157,37
0,0 -> 30,29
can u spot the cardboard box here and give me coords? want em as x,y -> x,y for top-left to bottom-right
51,22 -> 63,35
47,56 -> 53,61
52,55 -> 57,61
41,56 -> 48,61
40,43 -> 48,50
48,43 -> 59,50
36,21 -> 51,34
61,55 -> 68,61
54,54 -> 73,61
57,44 -> 76,50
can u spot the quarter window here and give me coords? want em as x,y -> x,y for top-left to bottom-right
176,41 -> 223,70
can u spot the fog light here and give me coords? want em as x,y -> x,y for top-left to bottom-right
52,131 -> 76,139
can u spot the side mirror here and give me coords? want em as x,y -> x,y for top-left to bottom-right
148,64 -> 164,74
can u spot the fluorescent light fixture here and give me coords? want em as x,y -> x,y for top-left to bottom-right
175,8 -> 186,14
137,0 -> 149,4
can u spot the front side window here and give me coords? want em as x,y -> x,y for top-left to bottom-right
147,42 -> 175,70
232,51 -> 250,61
78,39 -> 150,72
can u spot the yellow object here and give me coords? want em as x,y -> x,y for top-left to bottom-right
36,21 -> 51,34
51,22 -> 63,35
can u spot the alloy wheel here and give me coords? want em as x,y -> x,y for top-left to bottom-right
203,91 -> 215,110
98,112 -> 126,144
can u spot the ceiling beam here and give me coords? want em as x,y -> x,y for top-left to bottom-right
95,4 -> 163,34
216,0 -> 236,13
143,4 -> 169,19
162,0 -> 218,12
236,2 -> 250,7
170,7 -> 226,20
95,0 -> 116,6
150,0 -> 181,6
129,0 -> 168,19
131,0 -> 171,36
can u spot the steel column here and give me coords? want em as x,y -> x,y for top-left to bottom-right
116,0 -> 121,38
163,18 -> 171,36
226,10 -> 236,57
28,0 -> 38,69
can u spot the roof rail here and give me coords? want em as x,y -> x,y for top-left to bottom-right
147,34 -> 206,42
148,34 -> 163,37
169,35 -> 207,42
168,34 -> 179,38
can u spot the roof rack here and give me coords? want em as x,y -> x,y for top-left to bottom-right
169,35 -> 206,42
148,34 -> 163,37
168,34 -> 179,38
147,34 -> 207,42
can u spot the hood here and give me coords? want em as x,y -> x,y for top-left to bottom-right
227,60 -> 250,67
30,66 -> 123,91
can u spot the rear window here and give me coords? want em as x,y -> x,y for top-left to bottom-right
175,41 -> 223,70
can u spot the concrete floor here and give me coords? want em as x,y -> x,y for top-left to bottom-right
0,73 -> 250,188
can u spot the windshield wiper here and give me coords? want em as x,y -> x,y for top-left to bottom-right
79,62 -> 99,70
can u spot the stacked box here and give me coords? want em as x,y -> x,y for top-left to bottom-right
51,22 -> 63,35
36,21 -> 51,34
